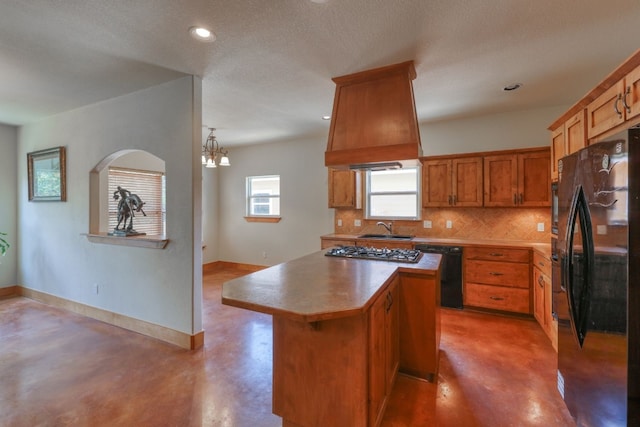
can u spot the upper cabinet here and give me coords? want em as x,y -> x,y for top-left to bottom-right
587,64 -> 640,139
550,50 -> 640,158
550,110 -> 586,182
422,156 -> 482,208
328,168 -> 362,209
483,148 -> 551,207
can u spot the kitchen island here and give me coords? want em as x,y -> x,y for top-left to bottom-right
222,249 -> 442,427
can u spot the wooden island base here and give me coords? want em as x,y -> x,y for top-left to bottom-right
222,250 -> 441,427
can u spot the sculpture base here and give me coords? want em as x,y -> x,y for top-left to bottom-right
108,230 -> 147,237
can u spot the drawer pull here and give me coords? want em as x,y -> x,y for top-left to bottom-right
489,272 -> 504,276
488,253 -> 504,257
489,296 -> 504,301
538,276 -> 544,287
538,261 -> 545,267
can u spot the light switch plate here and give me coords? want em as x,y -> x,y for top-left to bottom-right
423,220 -> 432,229
446,220 -> 452,229
537,223 -> 545,232
354,219 -> 361,227
337,219 -> 342,227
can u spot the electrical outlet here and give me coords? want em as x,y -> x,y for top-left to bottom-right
354,219 -> 361,227
596,225 -> 607,235
423,220 -> 432,229
537,223 -> 545,232
337,219 -> 342,227
446,220 -> 452,229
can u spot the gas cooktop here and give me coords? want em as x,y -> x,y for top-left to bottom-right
324,245 -> 422,264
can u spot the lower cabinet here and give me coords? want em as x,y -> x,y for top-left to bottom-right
463,246 -> 532,314
532,251 -> 557,349
369,275 -> 399,427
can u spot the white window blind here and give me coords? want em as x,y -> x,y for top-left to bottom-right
108,167 -> 166,236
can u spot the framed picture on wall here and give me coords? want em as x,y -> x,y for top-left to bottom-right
27,146 -> 67,201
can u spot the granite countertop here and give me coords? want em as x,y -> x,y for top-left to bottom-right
222,250 -> 441,323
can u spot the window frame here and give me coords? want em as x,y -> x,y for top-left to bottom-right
365,167 -> 421,220
246,175 -> 281,219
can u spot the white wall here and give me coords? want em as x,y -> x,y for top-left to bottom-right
0,123 -> 17,287
420,105 -> 568,155
17,76 -> 203,336
213,133 -> 334,266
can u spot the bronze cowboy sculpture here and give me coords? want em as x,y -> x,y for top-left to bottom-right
112,186 -> 147,236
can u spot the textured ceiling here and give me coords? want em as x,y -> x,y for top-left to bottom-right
1,0 -> 639,146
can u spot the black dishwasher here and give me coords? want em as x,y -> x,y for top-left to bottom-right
414,245 -> 463,309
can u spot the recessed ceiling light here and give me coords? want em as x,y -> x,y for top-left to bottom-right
322,115 -> 331,120
503,83 -> 523,91
189,26 -> 216,42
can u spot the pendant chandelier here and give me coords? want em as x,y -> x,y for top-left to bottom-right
201,127 -> 230,168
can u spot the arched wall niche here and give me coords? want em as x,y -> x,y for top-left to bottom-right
89,149 -> 165,236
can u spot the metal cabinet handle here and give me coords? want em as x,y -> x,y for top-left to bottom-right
489,296 -> 505,301
614,93 -> 623,118
538,275 -> 544,287
448,195 -> 452,205
538,261 -> 545,267
489,272 -> 504,276
453,195 -> 457,205
623,86 -> 632,114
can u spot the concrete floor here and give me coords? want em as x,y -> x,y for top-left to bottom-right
0,265 -> 575,426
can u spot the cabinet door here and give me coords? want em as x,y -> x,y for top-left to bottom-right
550,125 -> 565,182
328,169 -> 361,208
565,110 -> 587,155
518,150 -> 551,207
368,290 -> 387,426
533,267 -> 545,326
587,80 -> 626,139
625,64 -> 640,122
422,159 -> 452,207
452,157 -> 483,207
483,154 -> 518,207
387,277 -> 400,393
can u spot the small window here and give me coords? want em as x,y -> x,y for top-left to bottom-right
108,167 -> 166,235
366,168 -> 419,219
246,175 -> 280,217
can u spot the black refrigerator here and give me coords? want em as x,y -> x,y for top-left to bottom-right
555,128 -> 640,426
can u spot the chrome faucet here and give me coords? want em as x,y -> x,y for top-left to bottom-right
377,221 -> 393,235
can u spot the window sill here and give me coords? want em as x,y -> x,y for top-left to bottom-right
85,233 -> 169,249
244,216 -> 282,223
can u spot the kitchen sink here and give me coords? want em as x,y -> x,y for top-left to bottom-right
357,233 -> 414,240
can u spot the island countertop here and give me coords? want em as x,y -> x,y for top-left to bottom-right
221,249 -> 442,323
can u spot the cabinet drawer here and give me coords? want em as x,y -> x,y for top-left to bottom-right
464,283 -> 530,314
533,252 -> 552,277
465,260 -> 530,288
464,246 -> 530,263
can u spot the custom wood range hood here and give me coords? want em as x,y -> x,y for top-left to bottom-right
325,60 -> 423,169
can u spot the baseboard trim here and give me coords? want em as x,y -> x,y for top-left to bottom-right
0,285 -> 20,298
18,287 -> 203,350
203,260 -> 266,273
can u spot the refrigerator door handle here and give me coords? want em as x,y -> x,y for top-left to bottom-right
564,185 -> 595,348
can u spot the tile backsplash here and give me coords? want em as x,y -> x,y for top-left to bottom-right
334,207 -> 551,242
